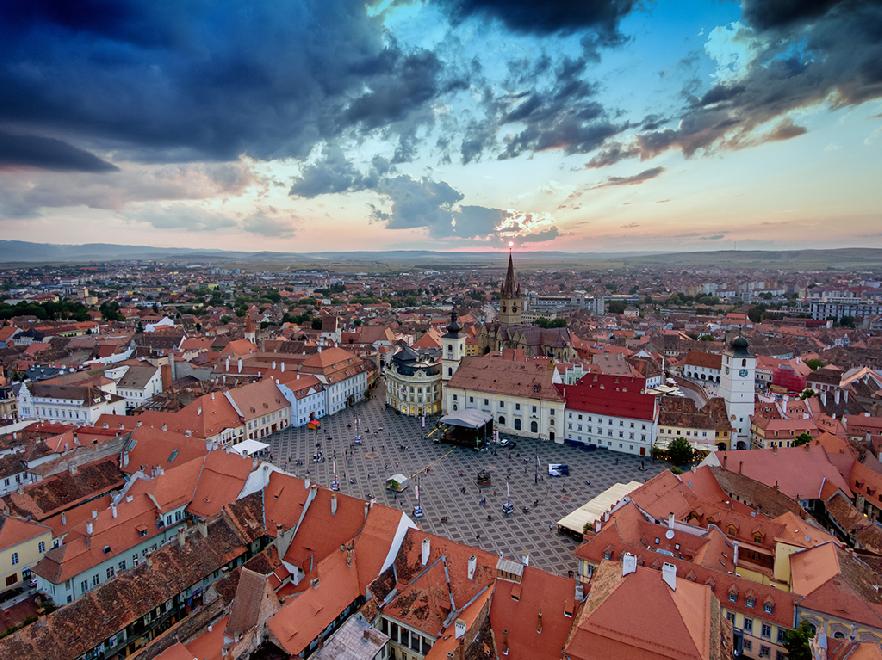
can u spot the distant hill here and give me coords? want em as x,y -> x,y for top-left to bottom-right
0,240 -> 879,270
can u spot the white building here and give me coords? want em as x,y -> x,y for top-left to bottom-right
278,374 -> 326,427
719,336 -> 756,449
300,347 -> 369,416
114,364 -> 163,410
17,376 -> 127,424
560,374 -> 659,457
445,351 -> 565,442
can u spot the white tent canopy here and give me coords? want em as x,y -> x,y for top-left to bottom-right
439,409 -> 492,429
557,480 -> 643,535
230,438 -> 270,457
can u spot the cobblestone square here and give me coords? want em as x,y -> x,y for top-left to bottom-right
266,383 -> 665,576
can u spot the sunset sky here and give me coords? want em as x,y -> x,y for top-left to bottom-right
1,0 -> 880,253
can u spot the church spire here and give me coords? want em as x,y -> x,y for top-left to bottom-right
501,248 -> 518,298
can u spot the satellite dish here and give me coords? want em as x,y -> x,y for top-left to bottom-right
665,529 -> 675,540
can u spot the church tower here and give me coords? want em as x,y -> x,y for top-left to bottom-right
441,309 -> 465,385
498,250 -> 523,325
720,335 -> 756,449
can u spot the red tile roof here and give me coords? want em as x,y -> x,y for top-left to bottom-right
559,373 -> 656,421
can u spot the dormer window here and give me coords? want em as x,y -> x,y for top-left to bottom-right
728,590 -> 738,603
746,596 -> 756,608
763,601 -> 774,614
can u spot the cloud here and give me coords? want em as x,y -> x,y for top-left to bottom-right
620,222 -> 640,229
495,53 -> 627,159
370,173 -> 557,242
443,0 -> 636,39
583,2 -> 882,168
290,145 -> 392,198
699,233 -> 726,240
0,2 -> 452,163
585,142 -> 640,168
741,0 -> 847,30
130,206 -> 238,231
242,213 -> 296,238
596,166 -> 665,188
0,162 -> 255,218
0,131 -> 118,172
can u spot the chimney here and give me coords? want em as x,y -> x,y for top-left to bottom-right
161,423 -> 168,432
225,356 -> 230,372
668,512 -> 674,530
364,500 -> 370,520
331,493 -> 337,516
738,460 -> 743,474
272,360 -> 277,370
237,358 -> 243,373
61,512 -> 67,526
782,396 -> 788,416
622,552 -> 637,576
834,389 -> 840,405
422,537 -> 431,566
821,390 -> 827,406
722,454 -> 727,469
73,431 -> 79,446
732,541 -> 739,567
281,362 -> 286,373
537,610 -> 543,635
111,505 -> 118,519
91,510 -> 98,519
178,528 -> 186,548
662,562 -> 677,591
197,406 -> 202,416
454,619 -> 466,640
86,522 -> 94,535
467,555 -> 477,580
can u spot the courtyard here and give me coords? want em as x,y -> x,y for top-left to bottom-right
266,382 -> 665,576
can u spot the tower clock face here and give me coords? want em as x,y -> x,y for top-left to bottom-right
739,369 -> 748,377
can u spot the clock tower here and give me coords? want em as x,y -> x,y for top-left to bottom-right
498,250 -> 523,325
441,308 -> 465,386
719,335 -> 756,449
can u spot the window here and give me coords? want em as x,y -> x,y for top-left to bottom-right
106,567 -> 115,580
38,541 -> 45,553
530,421 -> 538,433
761,623 -> 771,638
92,574 -> 101,587
514,419 -> 522,431
10,552 -> 18,565
118,560 -> 126,571
743,617 -> 753,633
498,416 -> 506,426
515,403 -> 521,411
80,580 -> 88,594
759,646 -> 770,658
763,601 -> 773,614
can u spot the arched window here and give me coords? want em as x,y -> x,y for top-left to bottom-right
498,416 -> 505,426
530,420 -> 538,433
742,358 -> 746,367
448,367 -> 453,376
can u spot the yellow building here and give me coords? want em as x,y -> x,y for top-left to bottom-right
0,515 -> 52,593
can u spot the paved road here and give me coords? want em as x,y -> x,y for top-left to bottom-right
266,382 -> 665,576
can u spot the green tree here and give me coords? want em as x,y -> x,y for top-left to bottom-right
607,301 -> 626,314
311,318 -> 323,330
792,432 -> 813,447
136,320 -> 144,334
99,301 -> 124,322
747,305 -> 767,323
782,621 -> 814,660
805,358 -> 825,371
839,315 -> 855,328
667,437 -> 694,466
533,317 -> 566,328
799,388 -> 815,400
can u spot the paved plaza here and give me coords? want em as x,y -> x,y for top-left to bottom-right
266,382 -> 665,576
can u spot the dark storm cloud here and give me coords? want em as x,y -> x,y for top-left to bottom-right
0,131 -> 118,172
590,1 -> 882,168
444,0 -> 636,38
596,166 -> 665,188
0,1 -> 451,163
741,0 -> 850,30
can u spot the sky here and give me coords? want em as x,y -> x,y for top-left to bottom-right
0,0 -> 880,253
